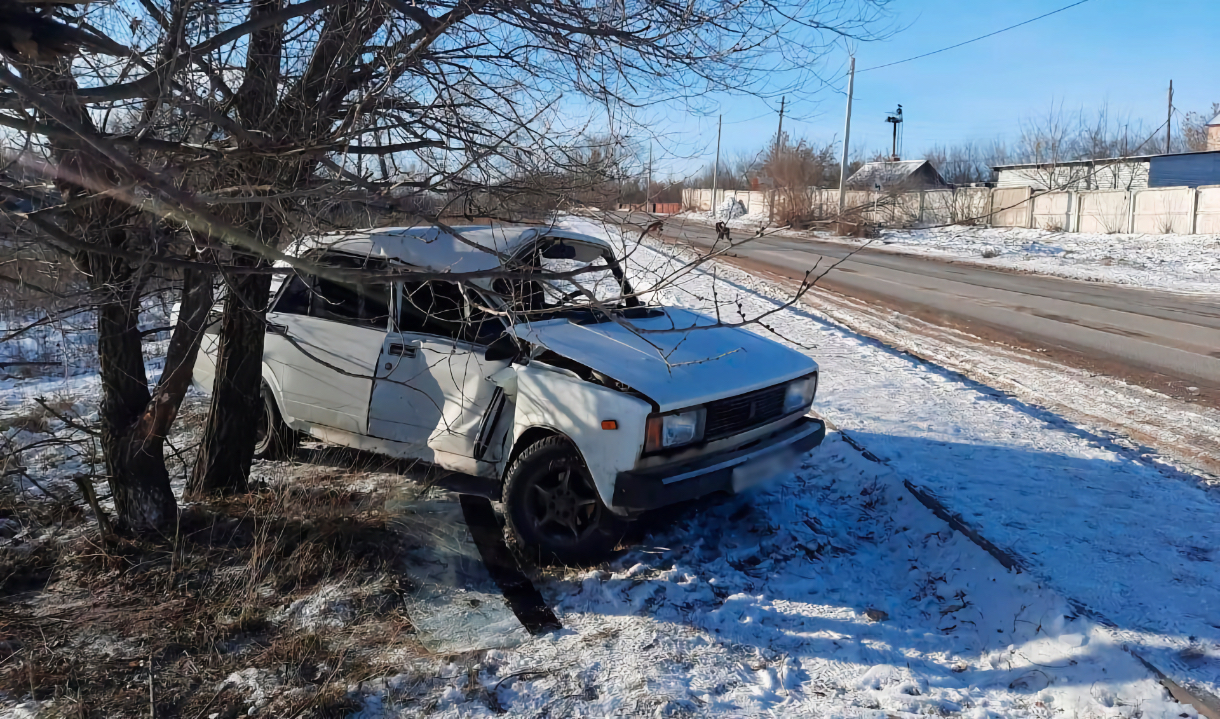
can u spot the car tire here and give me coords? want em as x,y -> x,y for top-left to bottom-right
253,384 -> 297,460
502,435 -> 621,565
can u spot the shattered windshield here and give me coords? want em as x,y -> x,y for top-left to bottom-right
491,242 -> 635,320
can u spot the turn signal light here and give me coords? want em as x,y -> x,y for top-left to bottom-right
601,420 -> 618,430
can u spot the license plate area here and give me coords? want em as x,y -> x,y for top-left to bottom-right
730,446 -> 797,493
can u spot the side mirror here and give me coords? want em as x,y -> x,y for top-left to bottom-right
485,332 -> 521,362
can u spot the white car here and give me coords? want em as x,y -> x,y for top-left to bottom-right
193,225 -> 825,562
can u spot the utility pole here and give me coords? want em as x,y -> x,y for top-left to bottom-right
770,96 -> 785,223
838,56 -> 856,217
711,114 -> 722,215
1166,80 -> 1174,154
647,141 -> 653,211
885,105 -> 903,160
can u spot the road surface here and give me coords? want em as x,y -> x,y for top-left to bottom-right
617,214 -> 1220,407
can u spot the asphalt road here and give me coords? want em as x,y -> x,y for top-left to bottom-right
618,214 -> 1220,399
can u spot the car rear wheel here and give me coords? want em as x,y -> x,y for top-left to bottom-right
254,384 -> 297,460
502,435 -> 620,565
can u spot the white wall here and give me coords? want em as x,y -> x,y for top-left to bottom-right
679,184 -> 1214,236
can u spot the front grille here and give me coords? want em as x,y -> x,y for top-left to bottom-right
704,382 -> 788,441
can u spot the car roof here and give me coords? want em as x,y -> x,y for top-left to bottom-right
287,224 -> 614,274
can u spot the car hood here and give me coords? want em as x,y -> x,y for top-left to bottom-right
512,307 -> 817,412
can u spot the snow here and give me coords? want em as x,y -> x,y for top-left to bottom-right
712,198 -> 747,220
868,225 -> 1220,294
273,583 -> 359,630
673,212 -> 1220,293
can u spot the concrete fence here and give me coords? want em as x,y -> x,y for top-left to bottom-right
681,184 -> 1219,235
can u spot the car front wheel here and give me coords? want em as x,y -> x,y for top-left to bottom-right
502,436 -> 621,565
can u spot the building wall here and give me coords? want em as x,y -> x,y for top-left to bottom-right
997,161 -> 1148,191
1148,152 -> 1220,188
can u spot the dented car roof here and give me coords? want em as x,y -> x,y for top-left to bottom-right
285,225 -> 615,274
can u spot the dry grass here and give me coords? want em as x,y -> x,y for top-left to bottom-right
0,470 -> 424,718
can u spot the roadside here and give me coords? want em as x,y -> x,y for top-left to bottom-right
566,216 -> 1220,710
672,210 -> 1220,294
695,247 -> 1220,479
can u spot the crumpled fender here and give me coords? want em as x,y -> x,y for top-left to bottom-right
493,362 -> 651,511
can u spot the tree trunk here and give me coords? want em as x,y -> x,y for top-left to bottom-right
91,243 -> 179,531
15,56 -> 199,533
187,264 -> 272,497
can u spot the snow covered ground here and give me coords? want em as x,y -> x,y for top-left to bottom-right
675,211 -> 1220,294
335,218 -> 1220,716
5,218 -> 1219,717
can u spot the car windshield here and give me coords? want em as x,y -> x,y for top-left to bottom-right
491,242 -> 635,320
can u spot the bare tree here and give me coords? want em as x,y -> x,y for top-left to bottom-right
1181,103 -> 1220,153
0,0 -> 889,530
922,141 -> 1002,186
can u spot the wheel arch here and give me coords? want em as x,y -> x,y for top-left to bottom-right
503,425 -> 572,479
260,363 -> 291,421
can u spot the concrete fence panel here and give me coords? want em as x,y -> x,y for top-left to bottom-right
682,184 -> 1212,236
955,188 -> 992,225
991,187 -> 1032,228
772,188 -> 814,223
1133,187 -> 1194,234
1195,185 -> 1220,234
1032,191 -> 1072,230
921,190 -> 954,225
1077,190 -> 1131,234
742,190 -> 769,216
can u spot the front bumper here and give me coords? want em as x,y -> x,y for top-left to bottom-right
611,416 -> 826,511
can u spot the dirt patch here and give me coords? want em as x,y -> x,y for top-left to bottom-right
0,470 -> 424,718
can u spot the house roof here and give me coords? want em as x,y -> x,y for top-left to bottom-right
285,225 -> 613,275
846,160 -> 944,188
992,155 -> 1156,171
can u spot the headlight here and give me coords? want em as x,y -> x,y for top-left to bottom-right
783,374 -> 818,414
644,408 -> 705,452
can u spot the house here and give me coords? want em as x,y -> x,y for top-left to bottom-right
1210,112 -> 1220,151
846,160 -> 947,191
992,156 -> 1152,191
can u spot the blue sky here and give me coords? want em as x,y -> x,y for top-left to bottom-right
649,0 -> 1219,179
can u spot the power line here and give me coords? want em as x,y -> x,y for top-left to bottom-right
859,0 -> 1097,74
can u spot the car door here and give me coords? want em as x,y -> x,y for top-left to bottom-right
270,255 -> 390,434
367,280 -> 509,458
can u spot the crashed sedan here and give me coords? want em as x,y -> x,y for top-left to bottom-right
193,225 -> 825,562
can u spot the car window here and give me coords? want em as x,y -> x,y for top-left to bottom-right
312,275 -> 389,328
273,274 -> 311,315
271,253 -> 390,329
399,281 -> 504,343
399,281 -> 465,339
537,256 -> 624,306
494,244 -> 634,319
